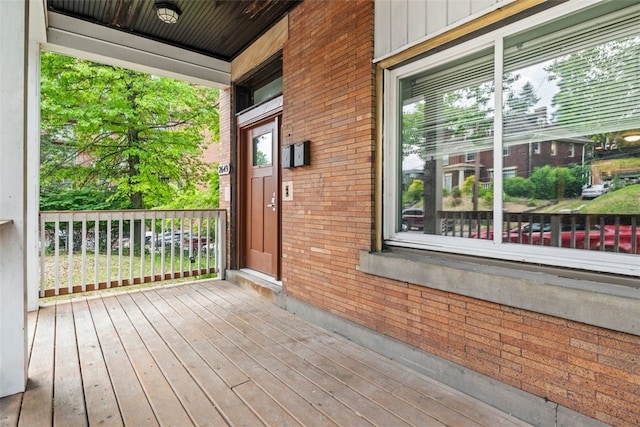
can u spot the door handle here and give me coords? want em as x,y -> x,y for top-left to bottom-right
267,192 -> 276,211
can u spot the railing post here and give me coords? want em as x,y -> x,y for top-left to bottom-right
552,215 -> 562,247
217,211 -> 226,280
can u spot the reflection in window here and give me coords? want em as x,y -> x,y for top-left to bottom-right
252,132 -> 272,167
395,3 -> 640,242
503,11 -> 640,209
400,50 -> 494,235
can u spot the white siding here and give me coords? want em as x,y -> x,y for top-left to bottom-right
375,0 -> 513,60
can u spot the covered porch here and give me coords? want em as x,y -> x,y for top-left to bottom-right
0,280 -> 530,426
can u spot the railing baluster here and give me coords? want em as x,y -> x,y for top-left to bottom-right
67,219 -> 73,294
150,214 -> 156,282
170,217 -> 176,279
54,216 -> 60,295
139,215 -> 145,282
632,217 -> 637,255
128,213 -> 134,285
39,214 -> 46,297
94,220 -> 99,290
81,216 -> 87,292
106,216 -> 112,288
118,216 -> 124,287
159,212 -> 166,279
614,216 -> 620,253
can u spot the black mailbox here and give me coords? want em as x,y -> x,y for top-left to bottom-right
293,141 -> 310,167
282,144 -> 294,169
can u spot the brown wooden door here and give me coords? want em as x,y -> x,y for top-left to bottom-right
241,117 -> 279,277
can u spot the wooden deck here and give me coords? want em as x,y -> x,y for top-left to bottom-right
1,280 -> 532,426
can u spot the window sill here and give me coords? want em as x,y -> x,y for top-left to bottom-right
359,248 -> 640,336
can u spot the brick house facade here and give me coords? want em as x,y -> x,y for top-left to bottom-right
218,1 -> 640,425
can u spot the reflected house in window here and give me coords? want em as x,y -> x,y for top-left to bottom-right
442,108 -> 588,189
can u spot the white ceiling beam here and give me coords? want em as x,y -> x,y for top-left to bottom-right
44,12 -> 230,88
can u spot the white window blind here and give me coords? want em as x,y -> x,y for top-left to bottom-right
503,5 -> 640,143
400,49 -> 495,160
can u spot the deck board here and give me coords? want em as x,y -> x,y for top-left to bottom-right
193,284 -> 433,426
1,280 -> 533,427
116,292 -> 228,426
129,290 -> 264,427
53,302 -> 87,427
100,295 -> 193,426
211,280 -> 531,427
18,305 -> 55,427
85,297 -> 159,426
71,298 -> 123,426
171,287 -> 339,426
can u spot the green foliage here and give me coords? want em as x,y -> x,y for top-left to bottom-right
480,184 -> 493,204
39,186 -> 130,211
529,166 -> 555,199
505,80 -> 540,116
503,177 -> 534,198
461,175 -> 476,194
403,179 -> 424,206
529,165 -> 584,200
582,184 -> 640,214
40,52 -> 220,210
451,186 -> 462,198
547,36 -> 640,135
159,166 -> 220,209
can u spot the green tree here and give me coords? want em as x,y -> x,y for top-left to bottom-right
529,165 -> 583,200
505,81 -> 540,116
40,52 -> 220,210
546,35 -> 640,151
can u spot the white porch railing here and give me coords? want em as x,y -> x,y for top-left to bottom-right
39,209 -> 226,297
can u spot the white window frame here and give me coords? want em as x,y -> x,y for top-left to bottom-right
382,0 -> 639,277
550,141 -> 557,156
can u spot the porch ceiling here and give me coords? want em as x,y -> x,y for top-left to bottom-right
46,0 -> 300,62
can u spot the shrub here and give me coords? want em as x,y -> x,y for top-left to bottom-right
403,178 -> 424,205
462,175 -> 476,194
504,177 -> 534,198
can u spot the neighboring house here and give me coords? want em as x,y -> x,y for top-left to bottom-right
3,1 -> 640,426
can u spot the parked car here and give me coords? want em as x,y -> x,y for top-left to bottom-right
183,234 -> 210,252
402,208 -> 424,231
581,184 -> 608,199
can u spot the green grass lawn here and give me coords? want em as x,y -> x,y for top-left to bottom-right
581,184 -> 640,214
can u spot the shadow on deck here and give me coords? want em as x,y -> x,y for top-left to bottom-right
1,280 -> 531,426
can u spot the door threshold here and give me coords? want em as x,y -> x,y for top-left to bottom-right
240,268 -> 282,287
226,269 -> 285,308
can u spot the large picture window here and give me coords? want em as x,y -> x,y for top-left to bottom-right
384,1 -> 640,277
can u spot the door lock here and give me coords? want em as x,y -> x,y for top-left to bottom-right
267,192 -> 276,211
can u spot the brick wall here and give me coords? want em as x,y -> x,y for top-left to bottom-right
281,0 -> 375,298
271,1 -> 640,424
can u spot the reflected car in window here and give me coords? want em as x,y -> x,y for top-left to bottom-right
402,208 -> 424,231
581,184 -> 608,199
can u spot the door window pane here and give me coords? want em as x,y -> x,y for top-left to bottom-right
253,132 -> 272,166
